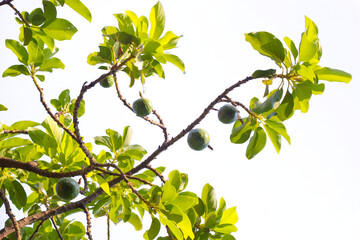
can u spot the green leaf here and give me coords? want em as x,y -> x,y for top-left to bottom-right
0,104 -> 8,111
252,88 -> 283,114
265,120 -> 291,144
23,27 -> 33,46
128,212 -> 143,231
122,126 -> 132,148
284,36 -> 298,61
230,119 -> 254,144
0,137 -> 32,149
114,13 -> 135,36
293,81 -> 312,113
245,31 -> 285,64
65,0 -> 92,22
10,120 -> 39,130
27,40 -> 44,67
315,67 -> 352,83
246,126 -> 267,159
59,89 -> 71,106
219,207 -> 238,225
70,99 -> 85,117
168,170 -> 181,191
11,179 -> 27,208
106,129 -> 123,152
158,31 -> 182,50
29,8 -> 46,26
144,218 -> 161,240
39,57 -> 65,71
41,18 -> 78,41
216,197 -> 227,220
164,54 -> 185,73
171,192 -> 198,211
252,69 -> 276,79
162,182 -> 177,202
42,116 -> 62,146
264,124 -> 281,153
5,39 -> 29,65
122,145 -> 147,160
276,90 -> 294,121
204,211 -> 218,228
298,17 -> 321,63
94,175 -> 111,196
43,1 -> 57,21
28,127 -> 57,157
2,65 -> 30,77
159,213 -> 183,240
201,183 -> 217,216
213,224 -> 238,234
149,1 -> 165,40
296,64 -> 316,82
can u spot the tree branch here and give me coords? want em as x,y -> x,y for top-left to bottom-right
0,156 -> 93,178
0,189 -> 21,240
81,204 -> 93,240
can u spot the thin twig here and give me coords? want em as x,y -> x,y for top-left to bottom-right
113,74 -> 168,133
50,217 -> 63,240
166,225 -> 175,240
0,189 -> 21,240
0,129 -> 28,134
81,204 -> 93,240
146,165 -> 166,184
29,219 -> 46,240
3,0 -> 30,27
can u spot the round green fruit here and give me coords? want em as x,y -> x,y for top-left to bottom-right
56,177 -> 80,201
187,128 -> 210,151
132,98 -> 153,117
100,75 -> 114,88
218,104 -> 238,124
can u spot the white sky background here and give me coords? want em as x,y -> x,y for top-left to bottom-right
1,0 -> 360,239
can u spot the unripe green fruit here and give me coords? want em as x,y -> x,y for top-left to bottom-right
133,98 -> 153,117
100,75 -> 114,88
187,128 -> 210,151
56,177 -> 80,201
218,104 -> 238,124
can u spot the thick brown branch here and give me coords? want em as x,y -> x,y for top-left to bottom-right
0,156 -> 93,178
0,189 -> 21,240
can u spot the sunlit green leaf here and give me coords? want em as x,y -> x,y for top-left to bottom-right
264,124 -> 281,153
276,90 -> 294,121
252,69 -> 276,79
315,67 -> 352,83
114,13 -> 135,36
265,120 -> 291,144
128,212 -> 143,231
284,36 -> 298,61
94,175 -> 111,196
149,1 -> 165,40
144,217 -> 161,240
164,54 -> 185,73
39,57 -> 65,71
2,65 -> 30,77
0,104 -> 8,111
43,1 -> 57,21
201,183 -> 217,215
65,0 -> 92,22
5,39 -> 29,65
245,31 -> 285,64
41,18 -> 78,41
246,126 -> 267,159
